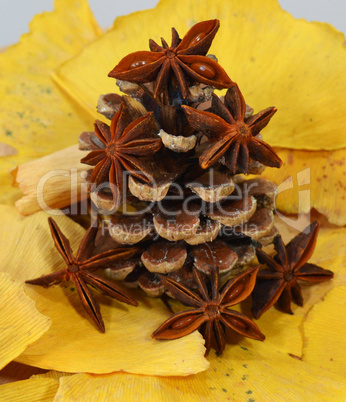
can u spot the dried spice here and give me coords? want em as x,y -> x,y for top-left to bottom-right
252,221 -> 334,318
26,218 -> 139,331
81,103 -> 162,208
182,83 -> 283,173
152,266 -> 265,356
108,20 -> 233,99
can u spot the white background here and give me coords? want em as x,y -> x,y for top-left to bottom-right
0,0 -> 345,47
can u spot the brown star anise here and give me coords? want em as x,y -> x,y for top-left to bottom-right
26,218 -> 139,332
108,20 -> 233,99
252,221 -> 334,318
152,266 -> 265,356
182,83 -> 283,174
81,103 -> 162,207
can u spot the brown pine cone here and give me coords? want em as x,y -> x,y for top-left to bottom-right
88,174 -> 278,297
79,86 -> 279,297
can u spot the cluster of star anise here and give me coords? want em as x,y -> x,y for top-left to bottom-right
26,20 -> 333,356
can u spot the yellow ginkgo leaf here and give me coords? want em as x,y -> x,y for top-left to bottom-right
53,341 -> 346,401
0,362 -> 47,384
0,273 -> 51,370
0,377 -> 58,401
303,286 -> 346,376
261,148 -> 346,226
18,287 -> 208,376
0,205 -> 208,376
245,304 -> 303,357
300,225 -> 346,305
0,205 -> 85,283
0,0 -> 100,204
54,0 -> 346,151
31,371 -> 71,381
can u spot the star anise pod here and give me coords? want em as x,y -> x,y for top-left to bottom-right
108,19 -> 233,99
152,266 -> 265,356
252,221 -> 334,318
81,103 -> 162,208
182,83 -> 283,174
26,218 -> 139,332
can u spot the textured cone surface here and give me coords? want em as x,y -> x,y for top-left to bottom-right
95,174 -> 277,296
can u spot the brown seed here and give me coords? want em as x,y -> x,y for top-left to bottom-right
228,315 -> 247,330
226,282 -> 245,303
171,315 -> 196,330
190,62 -> 216,79
188,32 -> 206,48
130,60 -> 147,69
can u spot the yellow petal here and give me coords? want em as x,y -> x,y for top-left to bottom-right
261,148 -> 346,226
0,378 -> 58,401
53,341 -> 346,400
0,205 -> 208,375
303,286 -> 346,376
54,0 -> 346,150
0,0 -> 100,203
0,273 -> 51,370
